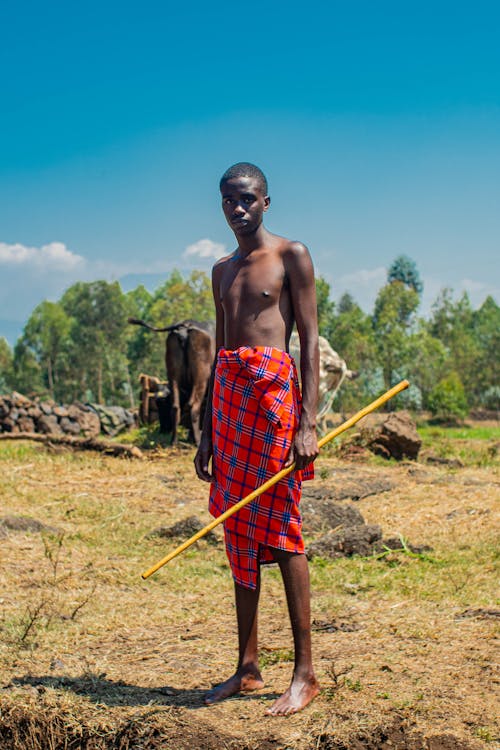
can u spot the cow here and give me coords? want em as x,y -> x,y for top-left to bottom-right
288,331 -> 358,432
129,318 -> 215,445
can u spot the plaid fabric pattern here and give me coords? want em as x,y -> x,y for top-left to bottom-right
209,346 -> 314,590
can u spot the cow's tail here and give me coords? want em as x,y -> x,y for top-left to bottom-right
127,317 -> 178,333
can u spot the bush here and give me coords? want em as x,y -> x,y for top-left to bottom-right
428,372 -> 468,423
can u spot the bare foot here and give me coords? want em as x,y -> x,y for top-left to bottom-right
266,673 -> 320,716
204,667 -> 264,705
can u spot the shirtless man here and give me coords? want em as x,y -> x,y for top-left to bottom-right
194,162 -> 320,715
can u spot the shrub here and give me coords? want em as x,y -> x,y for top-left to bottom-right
428,372 -> 468,423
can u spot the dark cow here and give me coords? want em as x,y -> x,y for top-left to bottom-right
129,318 -> 215,445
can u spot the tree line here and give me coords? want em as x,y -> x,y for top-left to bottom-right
0,257 -> 498,420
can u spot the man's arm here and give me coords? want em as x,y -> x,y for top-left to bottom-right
284,242 -> 319,470
194,262 -> 225,482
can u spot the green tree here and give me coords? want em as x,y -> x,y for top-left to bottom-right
472,295 -> 500,408
329,292 -> 378,410
429,289 -> 480,407
60,281 -> 129,404
315,276 -> 336,341
372,281 -> 420,392
12,339 -> 44,396
407,323 -> 450,409
428,371 -> 468,422
21,301 -> 71,399
0,338 -> 14,393
388,255 -> 423,295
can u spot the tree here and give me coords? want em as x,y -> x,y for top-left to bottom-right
329,293 -> 378,410
12,339 -> 44,396
21,301 -> 71,399
60,281 -> 129,404
388,255 -> 423,295
0,338 -> 14,393
472,295 -> 500,408
407,323 -> 449,409
372,281 -> 420,392
428,372 -> 468,423
429,289 -> 480,407
315,276 -> 336,341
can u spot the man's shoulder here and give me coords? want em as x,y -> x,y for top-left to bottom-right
212,251 -> 237,275
270,234 -> 309,257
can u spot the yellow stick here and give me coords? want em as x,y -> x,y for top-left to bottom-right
141,379 -> 409,579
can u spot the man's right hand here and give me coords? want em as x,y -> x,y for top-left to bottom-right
194,438 -> 213,482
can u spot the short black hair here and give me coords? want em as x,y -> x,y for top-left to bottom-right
219,162 -> 268,194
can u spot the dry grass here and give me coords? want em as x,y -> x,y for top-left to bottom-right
0,432 -> 498,749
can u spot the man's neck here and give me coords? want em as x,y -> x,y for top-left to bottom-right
235,224 -> 269,256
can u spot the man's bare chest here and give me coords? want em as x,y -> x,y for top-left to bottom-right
220,257 -> 287,306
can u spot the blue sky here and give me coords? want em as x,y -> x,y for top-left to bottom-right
1,0 -> 499,343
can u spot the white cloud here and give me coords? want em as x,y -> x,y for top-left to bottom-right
0,242 -> 85,271
330,266 -> 387,311
183,238 -> 226,260
459,278 -> 489,294
337,266 -> 387,288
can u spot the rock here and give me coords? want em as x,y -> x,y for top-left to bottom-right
146,515 -> 219,543
422,452 -> 464,469
40,401 -> 55,416
88,404 -> 136,436
53,405 -> 69,418
27,405 -> 42,419
0,516 -> 59,534
301,498 -> 365,534
0,418 -> 18,433
67,405 -> 100,437
375,537 -> 433,555
11,391 -> 31,407
306,524 -> 382,559
59,417 -> 81,435
368,411 -> 421,460
37,414 -> 63,435
17,417 -> 35,432
302,477 -> 394,503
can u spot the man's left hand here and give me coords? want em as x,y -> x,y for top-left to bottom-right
284,427 -> 319,470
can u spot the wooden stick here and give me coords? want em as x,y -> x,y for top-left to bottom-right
141,379 -> 409,579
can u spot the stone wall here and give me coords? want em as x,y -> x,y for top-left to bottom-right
0,392 -> 135,437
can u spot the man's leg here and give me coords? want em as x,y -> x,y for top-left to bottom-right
204,573 -> 264,704
266,550 -> 320,715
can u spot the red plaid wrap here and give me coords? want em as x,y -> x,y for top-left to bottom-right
209,346 -> 314,590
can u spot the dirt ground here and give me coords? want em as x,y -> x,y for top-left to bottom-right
0,431 -> 498,749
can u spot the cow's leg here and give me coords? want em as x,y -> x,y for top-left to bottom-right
170,380 -> 181,445
188,381 -> 207,446
166,333 -> 184,446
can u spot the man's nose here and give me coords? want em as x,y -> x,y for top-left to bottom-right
233,202 -> 246,214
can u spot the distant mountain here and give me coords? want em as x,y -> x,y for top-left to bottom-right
0,320 -> 24,347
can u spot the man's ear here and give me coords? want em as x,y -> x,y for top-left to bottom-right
264,195 -> 271,212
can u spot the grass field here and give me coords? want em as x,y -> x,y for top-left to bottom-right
0,422 -> 498,749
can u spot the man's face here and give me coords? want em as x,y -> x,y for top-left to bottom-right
220,176 -> 270,236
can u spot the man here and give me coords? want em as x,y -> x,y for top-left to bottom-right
194,162 -> 320,715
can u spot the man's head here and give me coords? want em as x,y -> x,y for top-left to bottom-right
219,162 -> 268,195
220,162 -> 270,236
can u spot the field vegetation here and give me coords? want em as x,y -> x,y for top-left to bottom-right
0,421 -> 498,749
